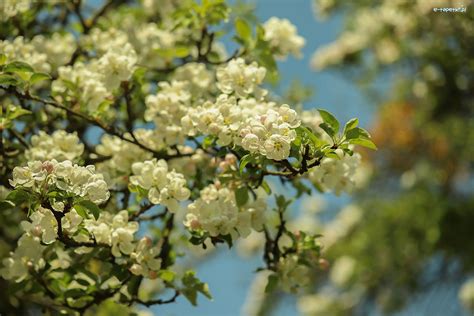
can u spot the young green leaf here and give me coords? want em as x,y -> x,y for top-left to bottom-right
235,17 -> 252,44
0,200 -> 15,211
73,204 -> 88,219
75,200 -> 101,220
349,138 -> 377,150
260,180 -> 272,195
343,118 -> 358,134
6,189 -> 30,206
29,72 -> 51,85
0,74 -> 19,86
235,186 -> 249,207
319,122 -> 336,138
0,53 -> 7,65
158,270 -> 176,283
7,107 -> 31,120
4,61 -> 34,73
239,154 -> 253,174
265,274 -> 279,293
345,127 -> 370,140
181,271 -> 212,306
318,109 -> 340,133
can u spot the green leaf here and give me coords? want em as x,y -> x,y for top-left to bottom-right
29,72 -> 51,85
158,270 -> 176,283
349,138 -> 377,150
239,154 -> 253,174
235,186 -> 249,207
6,189 -> 30,206
235,18 -> 252,44
319,122 -> 335,138
181,271 -> 212,306
0,53 -> 7,65
75,200 -> 101,220
318,109 -> 340,133
345,127 -> 370,140
296,126 -> 323,147
275,194 -> 291,210
73,204 -> 88,219
260,180 -> 272,195
7,106 -> 31,120
0,74 -> 19,86
64,288 -> 86,299
343,118 -> 358,134
265,274 -> 279,293
4,61 -> 34,73
202,135 -> 215,149
0,200 -> 15,211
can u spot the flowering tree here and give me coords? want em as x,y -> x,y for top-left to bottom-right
0,0 -> 375,314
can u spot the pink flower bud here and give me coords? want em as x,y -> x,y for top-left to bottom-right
225,154 -> 237,165
141,236 -> 152,247
190,219 -> 201,230
318,258 -> 330,270
31,225 -> 43,237
41,161 -> 55,174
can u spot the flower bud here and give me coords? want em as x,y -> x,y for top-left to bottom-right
41,161 -> 55,174
130,263 -> 143,276
318,258 -> 330,270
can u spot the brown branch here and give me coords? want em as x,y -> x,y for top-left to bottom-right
4,87 -> 191,161
131,290 -> 180,307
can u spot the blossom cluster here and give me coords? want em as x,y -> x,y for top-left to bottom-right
142,58 -> 302,161
0,0 -> 30,22
277,254 -> 313,293
95,130 -> 160,188
25,130 -> 84,162
183,99 -> 300,161
184,183 -> 266,239
82,23 -> 179,69
130,159 -> 191,212
10,160 -> 110,204
216,58 -> 267,98
144,80 -> 192,146
263,17 -> 305,60
52,43 -> 137,113
308,152 -> 362,195
1,204 -> 163,282
0,33 -> 76,72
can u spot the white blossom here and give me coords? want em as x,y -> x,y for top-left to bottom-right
216,58 -> 267,98
460,279 -> 474,311
21,206 -> 58,244
263,17 -> 305,60
25,131 -> 84,162
0,234 -> 46,282
130,159 -> 190,212
10,160 -> 110,204
129,237 -> 162,278
184,183 -> 267,239
277,254 -> 312,293
330,256 -> 356,287
309,153 -> 361,194
0,0 -> 30,21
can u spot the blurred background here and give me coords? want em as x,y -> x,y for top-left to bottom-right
156,0 -> 474,315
